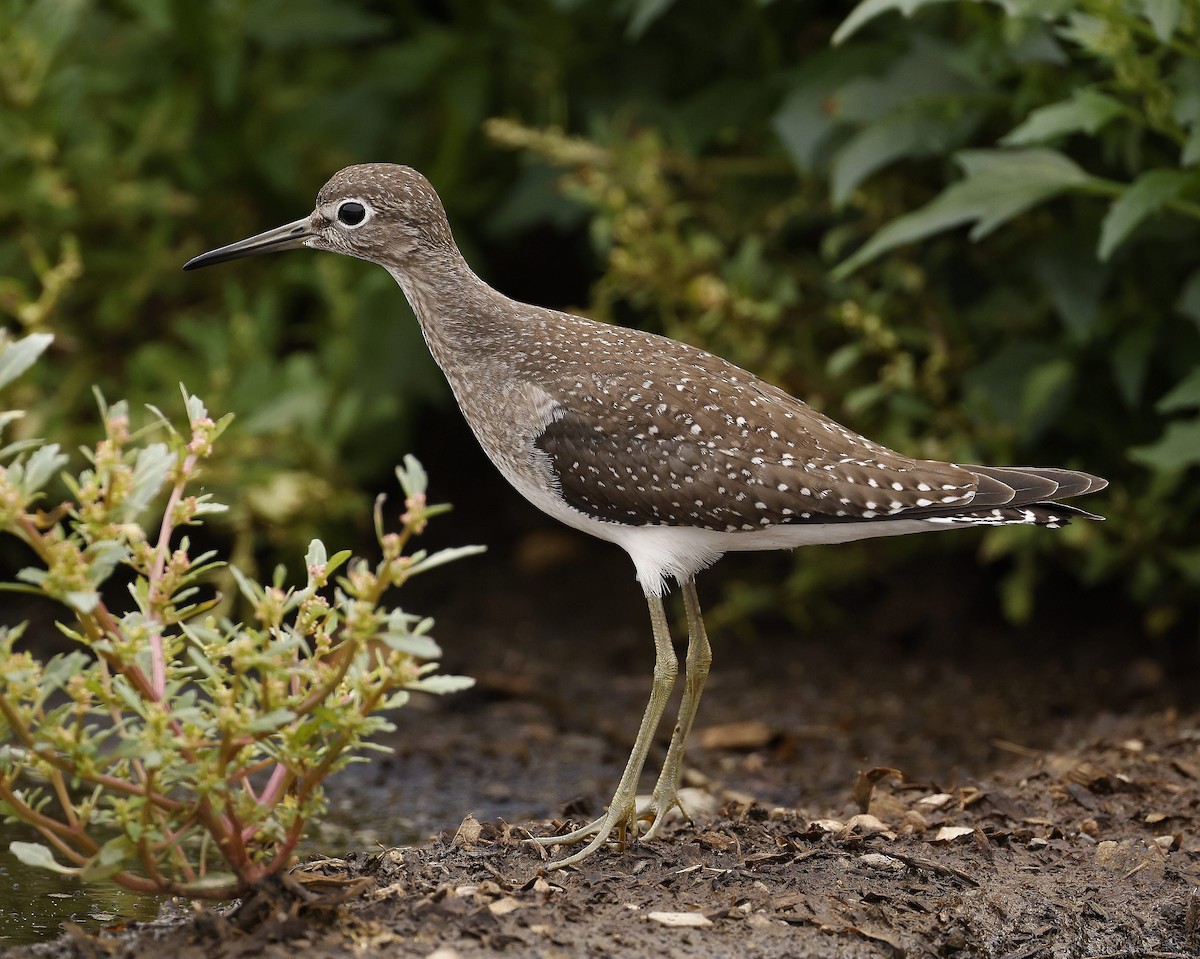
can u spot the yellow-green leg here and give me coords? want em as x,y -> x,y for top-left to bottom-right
538,588 -> 678,869
640,577 -> 711,840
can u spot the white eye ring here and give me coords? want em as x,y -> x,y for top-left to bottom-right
336,200 -> 369,227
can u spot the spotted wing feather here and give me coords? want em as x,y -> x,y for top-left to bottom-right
522,316 -> 1104,532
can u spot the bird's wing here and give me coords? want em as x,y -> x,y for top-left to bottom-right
525,318 -> 1104,531
531,354 -> 982,532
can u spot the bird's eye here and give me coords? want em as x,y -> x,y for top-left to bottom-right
337,201 -> 367,226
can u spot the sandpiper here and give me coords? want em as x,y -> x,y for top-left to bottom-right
184,163 -> 1107,868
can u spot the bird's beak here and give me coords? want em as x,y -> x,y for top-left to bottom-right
182,216 -> 315,271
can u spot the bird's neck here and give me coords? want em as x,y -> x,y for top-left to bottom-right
385,251 -> 525,378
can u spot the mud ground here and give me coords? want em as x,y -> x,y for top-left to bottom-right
4,529 -> 1199,958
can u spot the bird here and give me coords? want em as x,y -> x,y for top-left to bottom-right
184,163 -> 1107,869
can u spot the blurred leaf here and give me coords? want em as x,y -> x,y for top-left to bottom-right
0,334 -> 54,393
1129,417 -> 1200,471
407,673 -> 475,694
1098,169 -> 1192,260
18,443 -> 66,495
833,0 -> 952,46
408,545 -> 486,576
381,633 -> 441,658
1001,87 -> 1125,146
772,45 -> 885,172
1057,12 -> 1110,56
1141,0 -> 1182,42
85,541 -> 130,586
834,149 -> 1094,277
1156,368 -> 1200,412
79,836 -> 131,882
246,709 -> 296,734
241,0 -> 389,49
831,100 -> 982,205
9,842 -> 78,875
124,443 -> 173,520
833,35 -> 976,125
1183,124 -> 1200,167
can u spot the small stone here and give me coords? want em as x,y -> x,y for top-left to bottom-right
648,911 -> 713,928
843,813 -> 892,837
932,826 -> 974,843
488,896 -> 523,916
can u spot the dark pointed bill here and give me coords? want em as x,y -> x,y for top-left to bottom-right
182,217 -> 314,271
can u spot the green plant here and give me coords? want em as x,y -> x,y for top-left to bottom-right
0,332 -> 479,898
487,0 -> 1200,632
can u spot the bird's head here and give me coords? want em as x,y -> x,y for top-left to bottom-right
183,163 -> 455,272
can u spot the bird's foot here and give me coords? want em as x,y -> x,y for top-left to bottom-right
637,782 -> 689,843
534,796 -> 640,869
533,783 -> 692,868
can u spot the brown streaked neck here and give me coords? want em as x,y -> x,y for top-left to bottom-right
386,248 -> 522,355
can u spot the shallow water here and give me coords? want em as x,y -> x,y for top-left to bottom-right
0,822 -> 162,945
0,771 -> 436,945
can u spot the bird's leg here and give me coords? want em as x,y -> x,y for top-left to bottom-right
639,577 -> 711,840
537,589 -> 678,869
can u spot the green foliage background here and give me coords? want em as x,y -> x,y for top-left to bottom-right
2,0 -> 1197,638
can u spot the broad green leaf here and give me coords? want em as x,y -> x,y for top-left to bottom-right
833,0 -> 953,45
831,101 -> 982,205
1129,417 -> 1200,472
771,46 -> 882,172
9,841 -> 78,875
1156,369 -> 1200,412
1056,13 -> 1109,56
1141,0 -> 1182,41
833,35 -> 973,125
1098,170 -> 1192,260
0,334 -> 53,393
834,149 -> 1094,277
1001,88 -> 1124,146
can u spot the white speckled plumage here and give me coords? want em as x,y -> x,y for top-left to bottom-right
185,163 -> 1108,868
